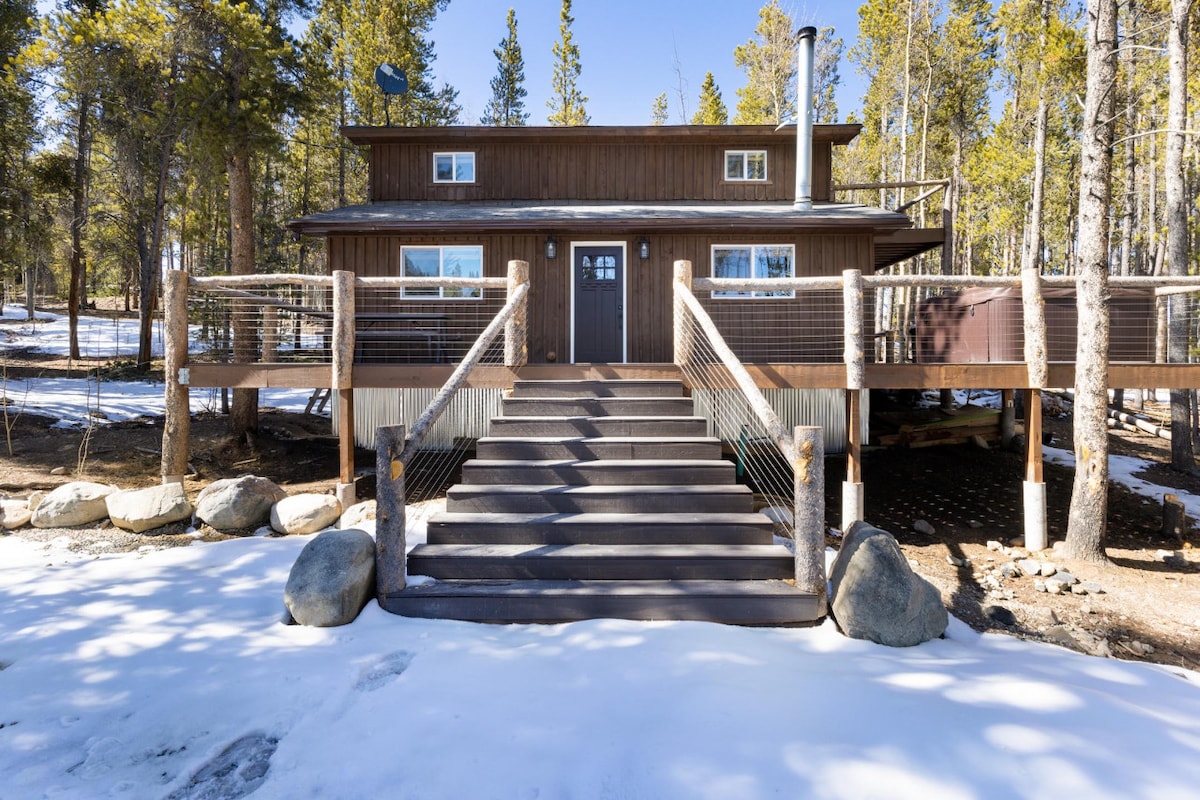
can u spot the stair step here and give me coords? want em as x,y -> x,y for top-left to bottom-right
425,512 -> 776,545
476,436 -> 722,460
380,580 -> 822,625
501,397 -> 694,418
487,416 -> 709,438
408,543 -> 795,581
460,459 -> 735,486
445,484 -> 755,514
511,379 -> 684,398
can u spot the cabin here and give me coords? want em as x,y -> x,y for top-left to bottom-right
162,32 -> 1194,627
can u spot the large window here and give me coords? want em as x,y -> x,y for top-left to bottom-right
433,152 -> 475,183
711,245 -> 795,298
724,150 -> 768,181
401,245 -> 483,299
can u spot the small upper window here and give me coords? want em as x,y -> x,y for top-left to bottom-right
725,150 -> 768,182
433,152 -> 475,183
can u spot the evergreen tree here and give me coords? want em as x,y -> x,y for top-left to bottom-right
650,92 -> 669,125
0,0 -> 38,306
691,72 -> 728,124
547,0 -> 588,125
733,0 -> 796,125
481,8 -> 528,126
814,27 -> 843,123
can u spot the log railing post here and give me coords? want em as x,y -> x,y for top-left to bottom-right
376,424 -> 407,600
1023,388 -> 1047,551
261,305 -> 279,363
842,269 -> 865,531
793,425 -> 827,615
161,269 -> 190,485
673,260 -> 694,366
332,270 -> 356,511
505,259 -> 529,367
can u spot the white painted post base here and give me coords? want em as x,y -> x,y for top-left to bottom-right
336,482 -> 356,515
1023,480 -> 1047,551
161,475 -> 184,486
841,481 -> 864,533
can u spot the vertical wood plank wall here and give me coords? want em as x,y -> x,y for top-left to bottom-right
328,231 -> 874,365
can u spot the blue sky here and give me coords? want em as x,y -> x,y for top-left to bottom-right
428,1 -> 865,126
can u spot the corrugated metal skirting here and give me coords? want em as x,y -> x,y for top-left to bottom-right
335,388 -> 504,450
692,388 -> 866,455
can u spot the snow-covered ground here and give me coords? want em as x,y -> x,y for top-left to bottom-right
3,308 -> 1200,799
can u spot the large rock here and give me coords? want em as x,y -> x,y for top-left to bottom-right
31,481 -> 118,528
106,483 -> 193,533
0,498 -> 32,530
339,500 -> 376,531
830,521 -> 948,647
271,494 -> 342,535
284,529 -> 376,626
195,476 -> 287,531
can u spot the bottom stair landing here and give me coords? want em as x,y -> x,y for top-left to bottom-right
381,379 -> 820,626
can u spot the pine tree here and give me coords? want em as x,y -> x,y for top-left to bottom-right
691,72 -> 728,124
650,92 -> 668,125
814,27 -> 844,124
547,0 -> 588,125
0,0 -> 39,314
481,7 -> 528,126
733,0 -> 796,125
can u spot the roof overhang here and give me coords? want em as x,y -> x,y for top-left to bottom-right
341,123 -> 863,147
873,228 -> 946,271
289,200 -> 913,237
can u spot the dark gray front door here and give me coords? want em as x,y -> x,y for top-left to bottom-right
573,245 -> 624,362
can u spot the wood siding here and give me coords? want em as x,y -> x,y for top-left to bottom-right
328,230 -> 873,364
368,141 -> 834,204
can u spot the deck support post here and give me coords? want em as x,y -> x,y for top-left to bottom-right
673,260 -> 694,366
375,424 -> 407,599
793,425 -> 827,615
161,269 -> 190,485
332,270 -> 356,507
505,260 -> 529,367
842,269 -> 865,531
1000,389 -> 1016,447
1023,388 -> 1047,551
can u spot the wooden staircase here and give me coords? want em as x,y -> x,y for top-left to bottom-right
380,379 -> 822,625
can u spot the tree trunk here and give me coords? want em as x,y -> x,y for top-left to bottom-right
68,94 -> 91,361
137,139 -> 174,372
228,149 -> 259,435
1167,0 -> 1196,471
1064,0 -> 1118,564
1021,0 -> 1051,389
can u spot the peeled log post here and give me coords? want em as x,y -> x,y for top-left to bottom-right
505,260 -> 529,367
1022,269 -> 1049,389
793,426 -> 827,616
375,425 -> 407,599
161,269 -> 190,484
332,271 -> 356,502
842,269 -> 865,531
261,306 -> 279,363
673,260 -> 695,367
1023,389 -> 1047,551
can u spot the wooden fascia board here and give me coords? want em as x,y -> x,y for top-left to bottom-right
342,124 -> 862,147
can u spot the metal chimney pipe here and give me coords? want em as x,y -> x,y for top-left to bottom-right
794,26 -> 817,211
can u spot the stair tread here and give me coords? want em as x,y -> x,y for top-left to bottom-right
427,511 -> 772,525
448,484 -> 751,494
387,579 -> 811,599
477,436 -> 719,444
464,458 -> 730,467
492,416 -> 707,422
411,543 -> 792,558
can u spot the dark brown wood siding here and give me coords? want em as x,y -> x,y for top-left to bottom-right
327,229 -> 871,364
368,141 -> 834,204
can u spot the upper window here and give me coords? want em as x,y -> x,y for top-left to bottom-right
711,245 -> 795,298
401,245 -> 483,299
433,152 -> 475,183
725,150 -> 768,182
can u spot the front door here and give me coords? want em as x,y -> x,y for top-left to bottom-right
573,244 -> 625,362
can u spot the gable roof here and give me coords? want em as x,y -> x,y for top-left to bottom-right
341,124 -> 863,147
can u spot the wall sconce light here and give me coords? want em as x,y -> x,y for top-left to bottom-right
544,236 -> 558,260
637,236 -> 650,260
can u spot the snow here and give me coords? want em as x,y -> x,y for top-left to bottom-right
4,309 -> 1200,798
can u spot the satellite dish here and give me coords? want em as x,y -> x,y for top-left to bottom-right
374,64 -> 408,96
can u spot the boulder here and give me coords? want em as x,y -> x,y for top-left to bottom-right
0,498 -> 32,530
31,481 -> 118,528
106,483 -> 193,533
284,529 -> 376,626
271,494 -> 342,535
195,476 -> 287,531
339,500 -> 377,531
829,521 -> 948,647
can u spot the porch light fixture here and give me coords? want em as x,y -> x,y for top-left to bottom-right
637,236 -> 650,260
544,236 -> 558,259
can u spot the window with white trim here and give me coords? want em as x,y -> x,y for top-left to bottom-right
724,150 -> 768,181
711,245 -> 795,298
401,245 -> 483,299
433,152 -> 475,183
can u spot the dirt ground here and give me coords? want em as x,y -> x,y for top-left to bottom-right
3,303 -> 1199,669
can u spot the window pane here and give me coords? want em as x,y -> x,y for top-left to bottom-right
713,247 -> 751,297
755,245 -> 794,297
725,153 -> 744,180
434,155 -> 454,182
455,153 -> 475,182
402,248 -> 440,297
747,152 -> 766,180
441,246 -> 482,298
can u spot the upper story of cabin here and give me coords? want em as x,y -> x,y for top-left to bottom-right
343,124 -> 857,205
